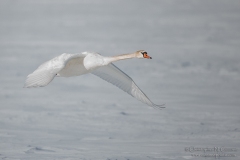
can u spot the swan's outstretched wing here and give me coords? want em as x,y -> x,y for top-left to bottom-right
91,63 -> 165,109
24,53 -> 85,88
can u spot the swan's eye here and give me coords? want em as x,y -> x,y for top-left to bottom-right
142,52 -> 152,59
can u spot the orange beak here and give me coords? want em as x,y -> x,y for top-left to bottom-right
143,53 -> 152,59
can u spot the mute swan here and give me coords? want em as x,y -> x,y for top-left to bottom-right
24,50 -> 165,109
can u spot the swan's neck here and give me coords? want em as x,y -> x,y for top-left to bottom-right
104,52 -> 136,65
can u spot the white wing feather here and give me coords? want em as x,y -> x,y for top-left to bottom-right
24,53 -> 85,88
91,63 -> 165,109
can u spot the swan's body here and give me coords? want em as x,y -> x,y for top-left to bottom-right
24,50 -> 165,109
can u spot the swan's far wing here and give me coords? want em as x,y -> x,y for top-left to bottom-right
24,69 -> 57,88
24,53 -> 85,88
91,63 -> 165,109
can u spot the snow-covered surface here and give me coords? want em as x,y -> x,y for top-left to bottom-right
0,0 -> 240,159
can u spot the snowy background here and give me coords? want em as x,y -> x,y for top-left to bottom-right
0,0 -> 240,159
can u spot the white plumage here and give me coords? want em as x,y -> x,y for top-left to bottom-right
24,50 -> 165,109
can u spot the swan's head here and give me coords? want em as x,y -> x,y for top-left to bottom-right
136,50 -> 152,59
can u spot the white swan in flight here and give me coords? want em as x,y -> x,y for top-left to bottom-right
24,50 -> 165,109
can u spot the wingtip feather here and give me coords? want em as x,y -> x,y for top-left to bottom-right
152,103 -> 166,109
